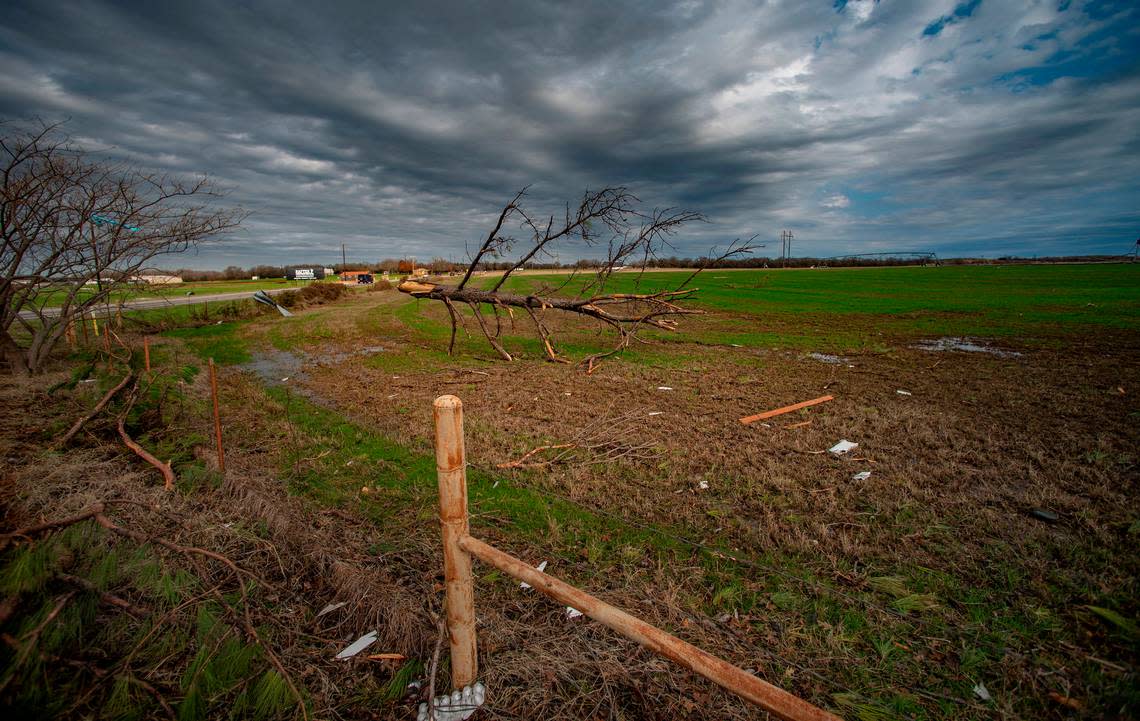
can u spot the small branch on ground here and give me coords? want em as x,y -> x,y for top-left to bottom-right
497,410 -> 661,469
56,372 -> 135,447
117,415 -> 175,490
58,573 -> 149,619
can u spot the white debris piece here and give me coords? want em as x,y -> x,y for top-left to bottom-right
647,411 -> 664,416
317,601 -> 346,618
896,389 -> 912,396
417,682 -> 487,721
973,682 -> 992,701
657,386 -> 673,391
335,630 -> 378,659
519,561 -> 548,590
829,440 -> 858,455
852,471 -> 872,481
566,607 -> 584,619
698,480 -> 710,490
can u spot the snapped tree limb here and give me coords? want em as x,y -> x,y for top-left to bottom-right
399,186 -> 756,366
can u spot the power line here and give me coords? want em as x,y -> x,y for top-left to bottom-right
780,230 -> 794,267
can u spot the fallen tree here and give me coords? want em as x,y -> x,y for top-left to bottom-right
398,187 -> 755,366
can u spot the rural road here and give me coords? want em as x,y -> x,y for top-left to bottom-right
18,287 -> 293,321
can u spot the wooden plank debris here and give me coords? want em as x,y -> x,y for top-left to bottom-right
740,395 -> 833,425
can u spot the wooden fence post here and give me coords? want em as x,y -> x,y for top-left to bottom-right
209,358 -> 225,473
431,393 -> 843,721
433,395 -> 477,689
143,336 -> 151,372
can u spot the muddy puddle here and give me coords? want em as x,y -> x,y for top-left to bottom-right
241,346 -> 387,407
913,336 -> 1022,357
243,349 -> 309,387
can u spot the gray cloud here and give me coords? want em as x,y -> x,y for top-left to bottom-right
1,0 -> 1137,267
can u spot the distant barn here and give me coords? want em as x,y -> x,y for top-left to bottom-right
134,274 -> 183,285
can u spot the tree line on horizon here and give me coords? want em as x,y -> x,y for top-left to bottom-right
168,253 -> 1130,280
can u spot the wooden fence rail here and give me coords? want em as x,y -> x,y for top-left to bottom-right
432,394 -> 841,721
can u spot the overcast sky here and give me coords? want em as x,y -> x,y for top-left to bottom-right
2,0 -> 1138,268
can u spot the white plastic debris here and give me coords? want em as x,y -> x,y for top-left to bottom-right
566,607 -> 584,619
896,389 -> 912,396
519,561 -> 547,589
335,630 -> 378,659
647,411 -> 664,416
316,601 -> 346,618
973,682 -> 991,701
281,377 -> 290,382
417,682 -> 487,721
492,480 -> 499,489
657,386 -> 673,391
852,471 -> 872,481
698,480 -> 710,490
829,440 -> 858,455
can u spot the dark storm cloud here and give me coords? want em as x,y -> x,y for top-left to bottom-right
1,0 -> 1138,266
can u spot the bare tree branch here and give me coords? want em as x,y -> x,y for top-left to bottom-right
399,186 -> 752,367
1,121 -> 246,374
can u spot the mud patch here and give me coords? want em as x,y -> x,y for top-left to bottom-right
242,348 -> 308,386
913,336 -> 1023,357
806,352 -> 850,365
313,345 -> 386,366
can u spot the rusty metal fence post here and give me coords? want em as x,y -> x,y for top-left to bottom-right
432,395 -> 478,689
209,358 -> 225,473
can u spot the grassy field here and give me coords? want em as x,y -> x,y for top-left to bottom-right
497,263 -> 1140,348
2,263 -> 1137,721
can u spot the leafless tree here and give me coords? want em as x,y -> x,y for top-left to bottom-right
398,187 -> 755,367
1,122 -> 245,373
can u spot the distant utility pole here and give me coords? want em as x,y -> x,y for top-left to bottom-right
780,230 -> 794,267
341,243 -> 347,270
